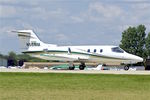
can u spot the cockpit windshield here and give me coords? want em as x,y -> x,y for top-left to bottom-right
111,47 -> 124,53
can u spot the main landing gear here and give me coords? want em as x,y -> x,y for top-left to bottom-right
79,62 -> 86,70
69,62 -> 75,70
69,62 -> 86,70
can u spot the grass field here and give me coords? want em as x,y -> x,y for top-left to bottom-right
0,73 -> 150,100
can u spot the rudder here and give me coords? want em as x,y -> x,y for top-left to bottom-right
12,30 -> 47,51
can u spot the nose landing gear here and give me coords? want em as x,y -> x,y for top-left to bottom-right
124,65 -> 129,71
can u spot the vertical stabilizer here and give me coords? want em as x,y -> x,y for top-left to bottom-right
12,30 -> 48,51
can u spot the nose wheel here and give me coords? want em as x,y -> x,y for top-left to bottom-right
124,65 -> 129,71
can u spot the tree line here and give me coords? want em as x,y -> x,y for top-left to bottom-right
120,24 -> 150,58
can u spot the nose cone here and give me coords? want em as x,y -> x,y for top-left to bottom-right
129,54 -> 143,62
134,56 -> 143,62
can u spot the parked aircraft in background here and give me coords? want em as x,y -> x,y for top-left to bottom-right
85,65 -> 103,70
49,64 -> 106,70
12,30 -> 143,70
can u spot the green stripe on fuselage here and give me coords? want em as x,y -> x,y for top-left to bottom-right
23,50 -> 130,60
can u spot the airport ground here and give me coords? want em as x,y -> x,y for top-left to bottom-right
0,72 -> 150,100
0,68 -> 150,75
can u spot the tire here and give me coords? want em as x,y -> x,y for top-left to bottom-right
79,65 -> 85,70
69,66 -> 75,70
124,66 -> 129,71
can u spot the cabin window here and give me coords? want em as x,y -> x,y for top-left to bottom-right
111,47 -> 124,53
87,49 -> 90,52
94,49 -> 96,53
100,49 -> 103,53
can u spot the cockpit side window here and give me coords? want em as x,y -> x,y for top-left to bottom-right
111,47 -> 124,53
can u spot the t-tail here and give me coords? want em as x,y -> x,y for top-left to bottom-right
12,30 -> 57,52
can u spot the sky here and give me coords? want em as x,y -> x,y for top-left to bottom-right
0,0 -> 150,54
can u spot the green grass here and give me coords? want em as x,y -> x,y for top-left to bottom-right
0,73 -> 150,100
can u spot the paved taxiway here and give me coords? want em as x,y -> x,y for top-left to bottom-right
0,68 -> 150,75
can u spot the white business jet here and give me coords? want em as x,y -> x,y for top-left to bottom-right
12,30 -> 143,70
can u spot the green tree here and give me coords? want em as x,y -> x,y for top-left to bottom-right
8,51 -> 17,66
146,32 -> 150,58
0,53 -> 3,58
120,25 -> 146,57
8,52 -> 17,60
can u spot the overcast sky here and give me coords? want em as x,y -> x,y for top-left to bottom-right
0,0 -> 150,54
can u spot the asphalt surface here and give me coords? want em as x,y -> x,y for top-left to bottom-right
0,68 -> 150,75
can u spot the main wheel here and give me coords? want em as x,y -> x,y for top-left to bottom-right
124,65 -> 129,71
69,63 -> 75,70
79,65 -> 85,70
69,66 -> 75,70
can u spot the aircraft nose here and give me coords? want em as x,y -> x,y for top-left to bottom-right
131,55 -> 143,62
136,56 -> 143,62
